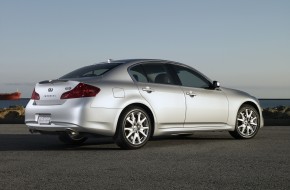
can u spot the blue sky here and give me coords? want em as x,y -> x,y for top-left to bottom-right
0,0 -> 289,98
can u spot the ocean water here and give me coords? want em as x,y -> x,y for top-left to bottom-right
259,99 -> 290,109
0,98 -> 30,108
0,98 -> 289,109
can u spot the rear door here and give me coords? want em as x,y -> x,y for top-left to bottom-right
129,62 -> 185,128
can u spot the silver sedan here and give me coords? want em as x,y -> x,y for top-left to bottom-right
25,59 -> 264,149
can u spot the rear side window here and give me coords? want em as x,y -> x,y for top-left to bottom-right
129,64 -> 148,83
142,63 -> 174,85
60,63 -> 121,79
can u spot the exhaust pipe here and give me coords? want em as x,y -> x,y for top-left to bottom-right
66,128 -> 79,137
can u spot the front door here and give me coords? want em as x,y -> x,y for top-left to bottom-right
182,87 -> 228,125
171,64 -> 228,127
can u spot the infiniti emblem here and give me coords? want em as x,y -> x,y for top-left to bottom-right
48,88 -> 53,92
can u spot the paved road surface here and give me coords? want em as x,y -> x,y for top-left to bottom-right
0,125 -> 289,190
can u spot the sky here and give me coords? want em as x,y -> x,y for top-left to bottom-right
0,0 -> 289,98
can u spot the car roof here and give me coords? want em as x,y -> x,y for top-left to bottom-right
99,59 -> 173,65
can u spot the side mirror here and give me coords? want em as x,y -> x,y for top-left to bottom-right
212,81 -> 220,89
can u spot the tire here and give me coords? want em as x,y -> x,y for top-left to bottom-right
59,133 -> 87,145
115,106 -> 152,150
229,105 -> 260,139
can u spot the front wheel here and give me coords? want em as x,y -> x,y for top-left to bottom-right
229,105 -> 260,139
115,106 -> 152,149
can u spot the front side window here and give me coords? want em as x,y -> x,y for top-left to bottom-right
60,63 -> 121,79
142,63 -> 174,85
173,65 -> 211,88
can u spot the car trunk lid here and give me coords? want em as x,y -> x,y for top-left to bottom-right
33,80 -> 80,105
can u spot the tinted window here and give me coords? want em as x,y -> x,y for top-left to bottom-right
129,64 -> 148,83
173,65 -> 211,88
60,63 -> 121,79
142,63 -> 173,85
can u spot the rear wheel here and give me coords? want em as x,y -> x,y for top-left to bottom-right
115,106 -> 151,149
59,133 -> 87,145
229,105 -> 260,139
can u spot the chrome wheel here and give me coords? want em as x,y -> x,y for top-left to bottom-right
237,108 -> 258,137
115,106 -> 152,149
230,105 -> 260,139
124,111 -> 150,145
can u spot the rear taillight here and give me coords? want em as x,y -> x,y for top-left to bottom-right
60,83 -> 100,99
31,89 -> 40,100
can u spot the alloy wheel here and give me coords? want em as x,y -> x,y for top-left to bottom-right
236,107 -> 258,137
123,110 -> 150,145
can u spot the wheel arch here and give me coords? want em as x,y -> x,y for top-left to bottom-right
240,101 -> 260,114
238,101 -> 263,127
114,103 -> 156,138
227,99 -> 263,129
229,101 -> 262,139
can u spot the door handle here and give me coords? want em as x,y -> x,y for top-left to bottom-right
186,91 -> 196,97
142,87 -> 154,93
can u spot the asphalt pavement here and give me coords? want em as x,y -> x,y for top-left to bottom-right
0,124 -> 289,190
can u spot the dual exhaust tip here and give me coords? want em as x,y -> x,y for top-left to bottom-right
66,128 -> 79,137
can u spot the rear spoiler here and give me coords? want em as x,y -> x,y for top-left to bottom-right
39,79 -> 68,84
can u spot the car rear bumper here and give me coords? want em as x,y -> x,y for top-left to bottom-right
25,99 -> 121,136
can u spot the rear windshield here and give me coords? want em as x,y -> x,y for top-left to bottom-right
60,63 -> 121,79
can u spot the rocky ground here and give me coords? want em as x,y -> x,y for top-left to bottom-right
0,105 -> 290,125
263,105 -> 290,126
263,105 -> 290,119
0,106 -> 25,124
